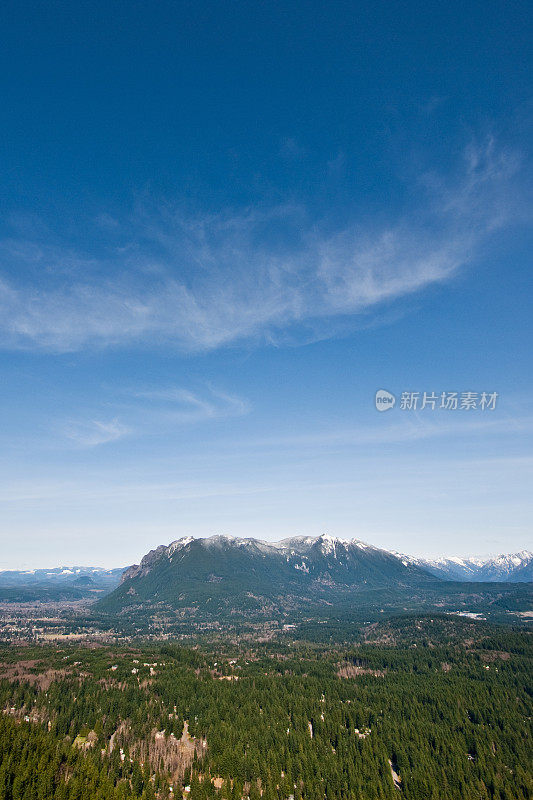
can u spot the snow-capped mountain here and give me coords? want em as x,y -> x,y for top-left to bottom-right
99,533 -> 532,617
103,533 -> 438,614
5,538 -> 530,597
399,551 -> 533,582
0,566 -> 124,589
120,533 -> 419,584
477,551 -> 533,581
119,536 -> 533,597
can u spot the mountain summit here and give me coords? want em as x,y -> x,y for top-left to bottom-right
398,550 -> 533,582
99,534 -> 438,616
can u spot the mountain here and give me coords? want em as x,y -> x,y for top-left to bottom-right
400,551 -> 533,582
4,542 -> 529,616
98,534 -> 439,615
0,566 -> 124,590
478,552 -> 533,581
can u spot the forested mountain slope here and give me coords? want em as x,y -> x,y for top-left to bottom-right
99,534 -> 438,615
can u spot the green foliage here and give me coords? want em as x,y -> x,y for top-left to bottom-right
0,622 -> 531,800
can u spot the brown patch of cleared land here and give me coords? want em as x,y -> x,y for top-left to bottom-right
337,663 -> 386,678
0,660 -> 70,690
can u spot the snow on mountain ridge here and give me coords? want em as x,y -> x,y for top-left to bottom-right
400,550 -> 532,582
120,536 -> 531,585
151,535 -> 531,569
162,533 -> 379,556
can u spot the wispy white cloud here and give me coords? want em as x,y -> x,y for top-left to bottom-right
131,385 -> 250,423
219,413 -> 533,451
63,418 -> 131,447
58,385 -> 249,447
0,140 -> 525,353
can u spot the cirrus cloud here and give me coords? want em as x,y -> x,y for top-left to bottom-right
0,139 -> 526,354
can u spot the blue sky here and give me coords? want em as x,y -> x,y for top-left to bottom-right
0,0 -> 532,567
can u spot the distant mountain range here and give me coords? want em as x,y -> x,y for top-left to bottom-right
1,538 -> 530,613
398,551 -> 533,582
0,566 -> 124,589
2,540 -> 530,593
95,534 -> 532,617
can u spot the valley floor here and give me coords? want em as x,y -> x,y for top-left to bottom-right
0,615 -> 531,800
